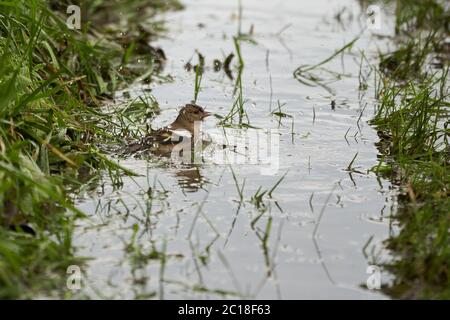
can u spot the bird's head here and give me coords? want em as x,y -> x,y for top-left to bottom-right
176,103 -> 211,124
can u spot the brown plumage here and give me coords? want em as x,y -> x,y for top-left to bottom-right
126,103 -> 211,156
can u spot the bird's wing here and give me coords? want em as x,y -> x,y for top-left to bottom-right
144,128 -> 173,145
144,128 -> 191,145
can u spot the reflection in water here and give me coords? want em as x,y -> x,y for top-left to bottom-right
312,185 -> 338,286
175,165 -> 207,193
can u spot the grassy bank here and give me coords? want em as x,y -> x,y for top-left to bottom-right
0,0 -> 180,298
367,0 -> 449,298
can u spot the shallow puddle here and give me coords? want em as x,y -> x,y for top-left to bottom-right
75,0 -> 397,299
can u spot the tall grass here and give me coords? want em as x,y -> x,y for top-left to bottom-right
219,37 -> 251,128
367,0 -> 449,299
0,0 -> 180,298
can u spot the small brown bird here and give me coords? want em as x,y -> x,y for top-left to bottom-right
126,103 -> 211,156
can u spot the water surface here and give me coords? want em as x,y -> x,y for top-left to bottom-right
75,0 -> 395,299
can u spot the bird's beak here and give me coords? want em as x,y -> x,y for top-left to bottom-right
202,112 -> 212,119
